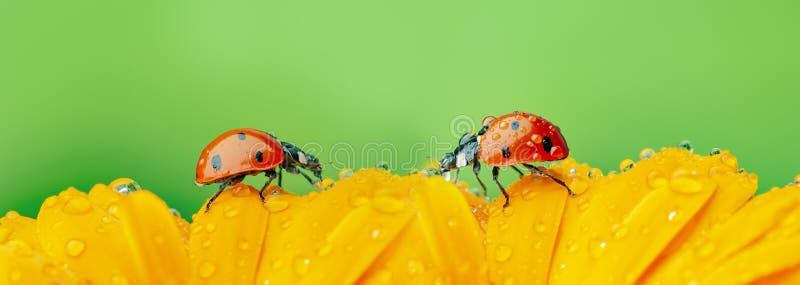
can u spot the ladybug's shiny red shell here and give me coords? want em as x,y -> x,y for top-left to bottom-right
478,112 -> 569,166
195,128 -> 284,185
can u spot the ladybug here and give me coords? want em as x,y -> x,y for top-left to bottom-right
195,128 -> 322,212
438,111 -> 574,207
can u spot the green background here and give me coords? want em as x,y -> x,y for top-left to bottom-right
2,0 -> 798,217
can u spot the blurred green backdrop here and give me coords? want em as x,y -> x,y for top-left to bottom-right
2,0 -> 798,217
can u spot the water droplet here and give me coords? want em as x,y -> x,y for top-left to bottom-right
205,223 -> 217,233
153,234 -> 165,245
794,174 -> 800,184
647,171 -> 667,189
336,168 -> 354,180
499,223 -> 509,231
111,275 -> 129,285
499,121 -> 509,130
492,133 -> 502,140
619,159 -> 635,172
372,196 -> 405,213
110,178 -> 141,194
670,168 -> 703,194
238,240 -> 250,250
530,134 -> 542,143
534,222 -> 546,233
202,239 -> 212,248
317,242 -> 333,257
231,185 -> 252,197
495,245 -> 512,262
504,277 -> 514,285
376,161 -> 390,171
566,239 -> 579,252
62,197 -> 92,215
678,140 -> 693,152
65,239 -> 86,257
640,148 -> 655,160
191,224 -> 202,234
225,209 -> 239,218
43,196 -> 58,208
199,261 -> 216,278
293,256 -> 311,275
407,260 -> 425,275
169,208 -> 182,218
588,238 -> 608,258
280,219 -> 294,229
265,200 -> 290,213
611,224 -> 628,239
447,219 -> 457,230
667,210 -> 680,222
371,227 -> 382,239
568,168 -> 578,176
588,168 -> 602,178
271,259 -> 284,270
577,198 -> 590,212
709,148 -> 721,156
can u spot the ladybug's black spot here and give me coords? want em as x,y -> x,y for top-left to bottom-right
542,136 -> 553,154
211,155 -> 222,171
502,146 -> 511,158
255,151 -> 264,163
237,133 -> 246,140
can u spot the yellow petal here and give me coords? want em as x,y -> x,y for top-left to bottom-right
702,237 -> 800,284
643,184 -> 800,284
37,182 -> 188,285
189,184 -> 268,285
486,175 -> 568,285
1,211 -> 40,251
0,244 -> 78,285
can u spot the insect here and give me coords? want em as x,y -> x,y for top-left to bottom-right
195,128 -> 322,212
439,111 -> 574,208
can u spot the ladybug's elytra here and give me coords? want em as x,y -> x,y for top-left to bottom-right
438,111 -> 574,208
196,128 -> 322,212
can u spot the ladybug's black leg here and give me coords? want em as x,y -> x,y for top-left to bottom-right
205,176 -> 243,213
277,167 -> 283,187
492,167 -> 510,208
472,160 -> 488,198
259,169 -> 279,203
523,163 -> 575,196
295,169 -> 318,187
453,168 -> 460,183
510,165 -> 525,178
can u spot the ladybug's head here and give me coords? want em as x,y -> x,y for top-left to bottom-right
536,121 -> 570,161
438,152 -> 458,174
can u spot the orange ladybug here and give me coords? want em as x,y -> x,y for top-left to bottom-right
439,111 -> 573,207
196,128 -> 322,212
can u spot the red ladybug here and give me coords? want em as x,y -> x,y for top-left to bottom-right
196,128 -> 322,212
439,111 -> 574,207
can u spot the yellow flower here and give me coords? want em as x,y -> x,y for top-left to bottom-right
1,147 -> 799,284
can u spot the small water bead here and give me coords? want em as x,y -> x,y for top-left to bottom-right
502,206 -> 514,217
678,140 -> 694,152
280,219 -> 294,229
371,227 -> 383,239
111,275 -> 129,285
205,223 -> 217,233
376,161 -> 390,171
372,196 -> 405,214
588,238 -> 608,258
198,261 -> 217,278
65,239 -> 86,257
611,224 -> 629,239
238,240 -> 250,250
534,222 -> 546,233
794,174 -> 800,184
293,256 -> 311,275
495,245 -> 512,262
569,168 -> 578,176
317,242 -> 333,257
504,277 -> 514,285
111,178 -> 141,194
709,148 -> 722,156
619,159 -> 635,172
499,121 -> 509,130
62,197 -> 92,215
696,243 -> 715,258
271,259 -> 284,270
43,196 -> 58,208
639,148 -> 656,160
667,210 -> 680,222
265,200 -> 290,213
577,198 -> 590,212
169,208 -> 182,218
225,209 -> 239,218
407,259 -> 425,275
647,171 -> 668,189
202,240 -> 212,248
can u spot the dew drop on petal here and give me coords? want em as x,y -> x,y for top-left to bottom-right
577,198 -> 590,212
225,209 -> 239,218
612,224 -> 628,239
588,238 -> 608,258
111,178 -> 141,194
647,171 -> 667,189
639,148 -> 655,160
65,239 -> 86,257
62,197 -> 92,215
238,240 -> 250,250
678,140 -> 693,152
205,223 -> 217,233
338,168 -> 354,180
495,245 -> 512,262
709,148 -> 721,156
169,208 -> 182,218
293,256 -> 311,275
534,222 -> 546,233
376,161 -> 390,171
503,207 -> 514,217
280,219 -> 294,229
667,210 -> 680,222
619,159 -> 635,172
371,227 -> 383,239
199,261 -> 216,278
317,242 -> 333,257
696,243 -> 715,258
407,260 -> 425,275
504,277 -> 514,285
265,200 -> 290,213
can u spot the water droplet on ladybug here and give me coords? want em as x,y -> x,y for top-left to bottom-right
211,155 -> 222,171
